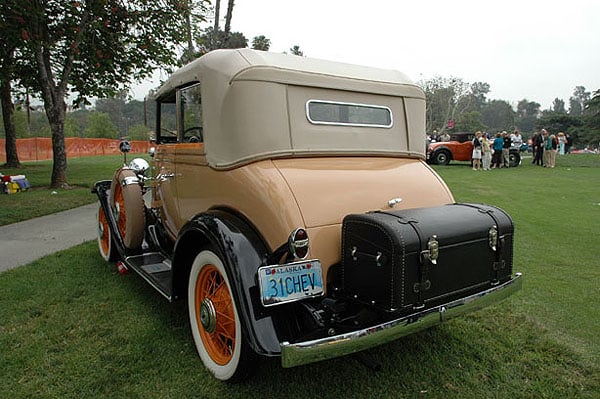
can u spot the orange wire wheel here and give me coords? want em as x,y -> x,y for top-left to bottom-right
195,264 -> 236,365
97,203 -> 117,261
109,168 -> 145,249
188,249 -> 252,381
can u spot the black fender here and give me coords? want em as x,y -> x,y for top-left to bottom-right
93,180 -> 128,258
172,210 -> 281,357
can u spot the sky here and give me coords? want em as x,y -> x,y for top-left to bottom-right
132,0 -> 600,110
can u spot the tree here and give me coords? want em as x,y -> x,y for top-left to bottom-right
13,0 -> 208,188
466,82 -> 490,112
197,27 -> 248,55
481,100 -> 516,132
224,0 -> 235,37
0,0 -> 26,167
516,99 -> 540,133
289,45 -> 304,56
576,89 -> 600,148
420,76 -> 473,133
252,35 -> 271,51
181,1 -> 210,64
552,98 -> 566,113
213,0 -> 221,31
536,112 -> 582,139
454,111 -> 486,133
0,78 -> 20,167
568,86 -> 590,116
84,112 -> 118,138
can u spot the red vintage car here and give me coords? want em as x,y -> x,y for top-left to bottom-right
427,132 -> 521,167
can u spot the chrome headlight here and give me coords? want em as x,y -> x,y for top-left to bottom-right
129,158 -> 150,176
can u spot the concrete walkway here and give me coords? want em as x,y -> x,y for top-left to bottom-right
0,203 -> 98,273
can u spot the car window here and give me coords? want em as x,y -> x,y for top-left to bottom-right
158,97 -> 177,143
451,134 -> 474,143
306,100 -> 392,128
179,83 -> 203,143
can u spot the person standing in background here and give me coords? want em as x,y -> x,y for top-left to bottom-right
557,132 -> 566,155
492,133 -> 504,169
512,130 -> 523,151
502,131 -> 511,167
536,129 -> 547,166
548,134 -> 558,167
482,133 -> 492,170
472,131 -> 482,170
543,129 -> 551,167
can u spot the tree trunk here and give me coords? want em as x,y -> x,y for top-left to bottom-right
213,0 -> 221,31
47,99 -> 68,188
0,80 -> 21,168
224,0 -> 234,35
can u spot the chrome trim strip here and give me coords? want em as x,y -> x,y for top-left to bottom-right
281,273 -> 522,368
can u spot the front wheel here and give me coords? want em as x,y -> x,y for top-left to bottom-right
188,249 -> 254,382
97,203 -> 118,261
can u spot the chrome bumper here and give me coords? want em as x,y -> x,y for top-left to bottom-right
281,273 -> 522,368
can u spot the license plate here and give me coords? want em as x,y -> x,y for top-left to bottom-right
258,260 -> 324,306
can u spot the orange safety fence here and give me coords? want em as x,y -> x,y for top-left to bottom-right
0,138 -> 150,162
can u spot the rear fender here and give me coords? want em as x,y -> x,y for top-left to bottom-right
172,210 -> 281,356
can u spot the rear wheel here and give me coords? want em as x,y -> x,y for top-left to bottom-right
97,203 -> 118,261
509,151 -> 521,167
109,168 -> 145,249
188,249 -> 254,382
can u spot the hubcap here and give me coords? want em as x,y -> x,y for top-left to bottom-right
200,298 -> 217,334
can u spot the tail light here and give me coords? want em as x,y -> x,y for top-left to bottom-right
288,228 -> 309,260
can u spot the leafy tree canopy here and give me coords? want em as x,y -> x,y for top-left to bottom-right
196,27 -> 248,56
1,0 -> 209,186
252,35 -> 271,51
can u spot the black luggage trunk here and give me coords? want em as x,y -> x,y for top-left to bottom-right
341,203 -> 514,312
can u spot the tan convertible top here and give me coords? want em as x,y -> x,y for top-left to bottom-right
153,49 -> 427,169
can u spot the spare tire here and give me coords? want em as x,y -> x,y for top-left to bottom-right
109,168 -> 145,249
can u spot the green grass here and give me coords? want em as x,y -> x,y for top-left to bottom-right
0,155 -> 144,226
1,154 -> 599,398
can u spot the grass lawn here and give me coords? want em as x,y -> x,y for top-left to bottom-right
1,154 -> 599,398
0,155 -> 144,226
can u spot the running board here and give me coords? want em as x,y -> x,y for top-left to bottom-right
124,252 -> 173,301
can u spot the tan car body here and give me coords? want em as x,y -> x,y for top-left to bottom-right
153,143 -> 454,286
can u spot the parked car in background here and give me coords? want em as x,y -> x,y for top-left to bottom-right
94,49 -> 522,381
427,132 -> 521,167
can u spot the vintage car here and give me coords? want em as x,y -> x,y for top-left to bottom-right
427,132 -> 521,166
93,49 -> 522,382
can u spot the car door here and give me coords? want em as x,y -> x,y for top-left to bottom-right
153,92 -> 181,239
